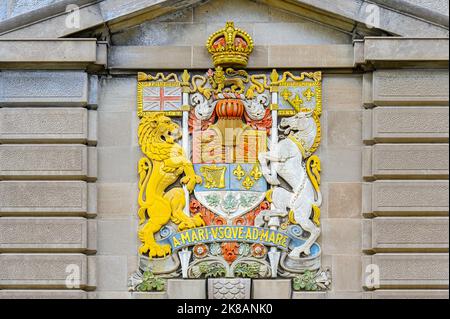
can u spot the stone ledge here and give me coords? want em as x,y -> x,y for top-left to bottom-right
371,69 -> 449,106
362,180 -> 449,217
291,291 -> 327,299
0,145 -> 97,181
0,108 -> 97,145
355,38 -> 449,68
0,290 -> 88,299
362,217 -> 449,253
0,254 -> 96,290
0,71 -> 98,107
0,217 -> 97,253
362,253 -> 449,289
0,39 -> 105,68
363,289 -> 449,299
109,45 -> 355,71
363,107 -> 449,143
0,181 -> 97,217
363,144 -> 449,180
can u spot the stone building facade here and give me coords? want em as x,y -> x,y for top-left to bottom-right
0,0 -> 448,299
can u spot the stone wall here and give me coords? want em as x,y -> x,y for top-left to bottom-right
0,0 -> 448,300
362,68 -> 449,298
0,69 -> 99,298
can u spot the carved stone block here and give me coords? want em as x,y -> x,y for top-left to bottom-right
0,181 -> 97,217
363,107 -> 449,143
363,144 -> 449,180
0,217 -> 97,253
362,253 -> 449,289
0,108 -> 97,145
363,217 -> 449,252
0,71 -> 89,107
372,70 -> 449,106
363,181 -> 449,217
0,145 -> 97,180
0,254 -> 96,289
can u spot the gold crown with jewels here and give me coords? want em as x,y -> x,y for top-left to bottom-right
206,21 -> 254,68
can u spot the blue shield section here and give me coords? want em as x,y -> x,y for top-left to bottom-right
194,163 -> 267,193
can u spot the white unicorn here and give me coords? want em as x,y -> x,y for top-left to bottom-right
258,111 -> 322,257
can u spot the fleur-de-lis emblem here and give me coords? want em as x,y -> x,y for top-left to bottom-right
281,88 -> 303,112
242,175 -> 255,190
250,164 -> 262,181
303,88 -> 315,101
233,164 -> 245,181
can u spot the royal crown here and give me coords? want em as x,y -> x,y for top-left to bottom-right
206,21 -> 254,68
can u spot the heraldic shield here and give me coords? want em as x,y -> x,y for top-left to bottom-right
129,22 -> 330,290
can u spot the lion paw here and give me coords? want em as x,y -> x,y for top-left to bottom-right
181,174 -> 202,192
139,243 -> 171,258
178,214 -> 205,231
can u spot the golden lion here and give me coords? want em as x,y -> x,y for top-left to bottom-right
137,112 -> 204,258
207,66 -> 249,94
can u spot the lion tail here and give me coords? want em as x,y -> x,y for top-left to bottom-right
138,157 -> 152,225
306,155 -> 322,207
312,205 -> 321,226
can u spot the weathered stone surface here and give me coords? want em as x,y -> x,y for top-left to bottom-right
0,145 -> 97,180
372,70 -> 449,106
0,181 -> 97,216
0,39 -> 97,65
0,108 -> 97,144
323,75 -> 362,110
322,219 -> 362,255
95,255 -> 128,291
0,253 -> 96,289
252,279 -> 291,299
370,0 -> 449,26
259,0 -> 449,37
109,45 -> 355,70
362,253 -> 449,289
332,255 -> 362,291
0,290 -> 88,299
0,71 -> 89,106
328,183 -> 362,218
131,292 -> 167,299
97,183 -> 137,217
327,111 -> 362,147
361,38 -> 449,65
322,147 -> 362,182
0,217 -> 97,253
97,219 -> 137,256
364,289 -> 449,299
166,279 -> 206,299
109,45 -> 191,70
269,45 -> 354,68
99,77 -> 136,112
291,291 -> 326,299
363,144 -> 449,180
363,217 -> 449,252
363,181 -> 449,217
363,107 -> 449,143
362,72 -> 374,107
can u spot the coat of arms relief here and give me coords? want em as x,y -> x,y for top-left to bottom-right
129,22 -> 330,292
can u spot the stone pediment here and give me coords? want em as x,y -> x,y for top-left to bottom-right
0,0 -> 448,39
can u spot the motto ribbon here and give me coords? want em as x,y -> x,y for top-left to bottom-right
169,225 -> 291,251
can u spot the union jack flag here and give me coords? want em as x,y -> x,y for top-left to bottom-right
142,86 -> 182,112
